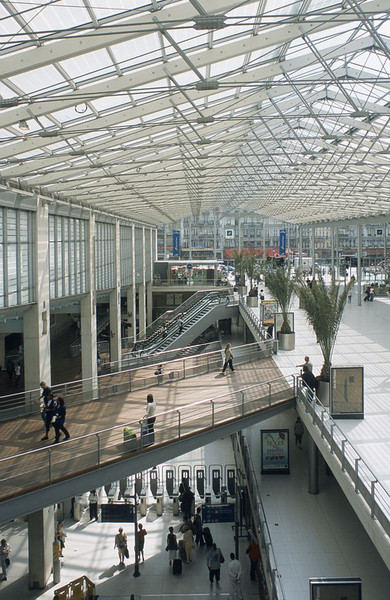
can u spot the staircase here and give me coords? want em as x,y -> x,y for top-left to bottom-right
132,290 -> 236,355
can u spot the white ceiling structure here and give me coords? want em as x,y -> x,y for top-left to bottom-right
0,0 -> 389,226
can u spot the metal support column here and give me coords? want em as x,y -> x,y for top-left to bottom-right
298,226 -> 302,268
214,210 -> 217,260
335,227 -> 339,280
311,226 -> 315,279
330,226 -> 335,273
262,219 -> 266,264
308,435 -> 319,495
357,224 -> 362,307
163,225 -> 167,259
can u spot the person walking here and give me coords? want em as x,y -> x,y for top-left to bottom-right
166,526 -> 178,566
294,417 -> 304,448
296,356 -> 313,372
41,392 -> 56,441
177,317 -> 184,335
182,525 -> 194,563
144,393 -> 156,434
6,359 -> 14,382
228,553 -> 243,600
203,527 -> 213,549
114,528 -> 128,565
363,286 -> 370,301
56,522 -> 67,557
193,506 -> 204,546
222,343 -> 234,375
89,489 -> 99,521
137,523 -> 147,562
0,539 -> 10,581
246,539 -> 260,581
53,397 -> 70,443
181,486 -> 194,520
14,363 -> 22,387
369,286 -> 375,301
207,542 -> 224,590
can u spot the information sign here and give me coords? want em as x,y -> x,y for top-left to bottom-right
172,230 -> 181,257
186,263 -> 193,270
202,504 -> 235,523
101,503 -> 135,523
261,429 -> 290,474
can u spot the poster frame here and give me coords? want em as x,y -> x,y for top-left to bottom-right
330,366 -> 364,419
309,577 -> 362,600
261,300 -> 278,325
261,429 -> 290,474
273,312 -> 294,337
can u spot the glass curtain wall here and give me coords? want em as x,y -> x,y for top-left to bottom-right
49,215 -> 88,298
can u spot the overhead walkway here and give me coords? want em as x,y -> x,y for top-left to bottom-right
0,344 -> 294,522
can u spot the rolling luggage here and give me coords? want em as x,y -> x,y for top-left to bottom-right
142,427 -> 154,446
178,539 -> 186,561
123,427 -> 137,451
172,558 -> 182,575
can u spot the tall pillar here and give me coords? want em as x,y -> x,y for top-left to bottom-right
298,226 -> 303,268
189,220 -> 192,260
28,506 -> 55,589
335,227 -> 339,280
286,223 -> 290,267
213,211 -> 217,260
357,224 -> 362,307
138,227 -> 146,339
330,226 -> 335,272
163,225 -> 167,259
384,222 -> 387,267
0,333 -> 6,369
308,435 -> 319,495
127,286 -> 136,343
23,197 -> 51,392
262,219 -> 266,264
109,220 -> 121,367
311,226 -> 315,279
146,281 -> 153,325
81,214 -> 97,397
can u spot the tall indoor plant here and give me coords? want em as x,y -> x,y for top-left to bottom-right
296,276 -> 354,382
262,266 -> 296,349
245,251 -> 261,306
233,249 -> 247,294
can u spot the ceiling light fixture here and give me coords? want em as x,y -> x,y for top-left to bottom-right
18,119 -> 29,131
193,15 -> 226,30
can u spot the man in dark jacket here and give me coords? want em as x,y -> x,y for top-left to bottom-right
301,365 -> 319,400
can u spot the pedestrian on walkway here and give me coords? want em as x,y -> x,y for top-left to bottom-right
137,524 -> 147,562
228,553 -> 243,600
203,527 -> 213,549
0,539 -> 10,581
294,417 -> 304,448
246,539 -> 260,581
56,522 -> 67,557
41,392 -> 56,441
144,393 -> 156,433
222,343 -> 234,374
207,542 -> 224,589
166,526 -> 178,566
181,486 -> 194,520
89,490 -> 99,521
193,506 -> 204,546
53,397 -> 70,443
296,356 -> 313,372
14,363 -> 22,387
177,316 -> 184,334
114,528 -> 128,565
182,525 -> 194,563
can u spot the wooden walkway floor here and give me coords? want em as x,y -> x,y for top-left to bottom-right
0,357 -> 285,460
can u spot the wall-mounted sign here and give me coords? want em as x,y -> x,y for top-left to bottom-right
309,577 -> 361,599
330,366 -> 364,419
225,229 -> 235,239
202,504 -> 235,523
101,503 -> 135,523
279,229 -> 286,255
261,300 -> 278,325
261,429 -> 289,474
172,230 -> 181,256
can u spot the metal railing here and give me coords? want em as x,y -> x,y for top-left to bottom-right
0,341 -> 273,422
239,297 -> 272,342
234,432 -> 286,600
69,314 -> 111,357
0,373 -> 295,503
296,379 -> 390,538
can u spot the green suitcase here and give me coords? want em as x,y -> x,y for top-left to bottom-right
123,427 -> 137,451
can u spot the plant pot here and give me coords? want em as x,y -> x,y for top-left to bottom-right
277,332 -> 295,350
246,296 -> 258,307
317,380 -> 330,407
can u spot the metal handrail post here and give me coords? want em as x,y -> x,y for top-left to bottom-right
211,400 -> 215,427
241,391 -> 245,416
330,424 -> 335,454
48,449 -> 52,484
355,458 -> 361,493
370,480 -> 377,518
268,382 -> 272,406
341,440 -> 347,471
96,433 -> 101,467
177,410 -> 181,438
320,410 -> 325,438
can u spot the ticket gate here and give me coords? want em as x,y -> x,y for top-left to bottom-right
210,466 -> 222,497
195,466 -> 206,498
135,473 -> 143,497
226,467 -> 236,497
164,467 -> 175,498
179,466 -> 191,489
150,468 -> 158,498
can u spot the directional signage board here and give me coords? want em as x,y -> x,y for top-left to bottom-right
101,503 -> 135,523
202,504 -> 235,523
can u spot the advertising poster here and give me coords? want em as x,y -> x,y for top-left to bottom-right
309,577 -> 361,599
262,300 -> 278,325
172,230 -> 181,256
330,366 -> 364,419
261,429 -> 290,474
274,312 -> 294,335
279,229 -> 286,255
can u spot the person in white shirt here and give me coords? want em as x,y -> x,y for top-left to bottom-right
89,489 -> 99,521
228,553 -> 243,600
144,393 -> 157,433
296,356 -> 313,372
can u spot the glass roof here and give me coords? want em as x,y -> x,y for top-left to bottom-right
0,0 -> 389,226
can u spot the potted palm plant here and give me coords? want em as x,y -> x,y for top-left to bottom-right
233,249 -> 247,295
245,251 -> 261,307
296,275 -> 355,403
262,266 -> 296,350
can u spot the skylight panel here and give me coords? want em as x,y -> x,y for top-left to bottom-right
210,56 -> 244,78
90,96 -> 131,112
18,0 -> 90,33
90,0 -> 139,21
59,49 -> 113,80
8,65 -> 65,95
110,33 -> 161,68
50,106 -> 94,124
